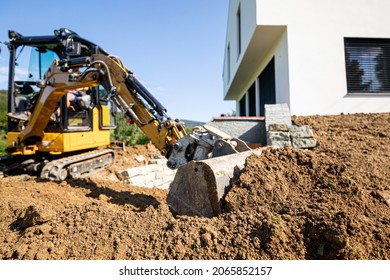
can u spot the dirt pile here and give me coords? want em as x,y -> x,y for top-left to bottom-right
0,113 -> 389,260
225,147 -> 389,259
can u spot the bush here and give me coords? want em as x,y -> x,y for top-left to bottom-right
0,90 -> 7,155
0,91 -> 7,128
111,114 -> 196,147
111,113 -> 150,146
0,135 -> 7,155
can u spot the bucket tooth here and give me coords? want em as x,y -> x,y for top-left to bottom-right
167,150 -> 261,217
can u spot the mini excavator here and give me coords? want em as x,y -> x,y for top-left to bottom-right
0,28 -> 259,217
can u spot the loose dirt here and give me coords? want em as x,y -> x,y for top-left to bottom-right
0,113 -> 389,260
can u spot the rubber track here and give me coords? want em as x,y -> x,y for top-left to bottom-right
41,149 -> 115,181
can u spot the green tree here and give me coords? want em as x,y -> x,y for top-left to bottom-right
111,113 -> 150,146
0,90 -> 8,155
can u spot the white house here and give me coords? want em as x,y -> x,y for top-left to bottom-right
223,0 -> 390,117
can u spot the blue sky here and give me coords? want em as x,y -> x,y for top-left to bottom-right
0,0 -> 234,122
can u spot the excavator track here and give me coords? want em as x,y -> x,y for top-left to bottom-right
41,149 -> 115,181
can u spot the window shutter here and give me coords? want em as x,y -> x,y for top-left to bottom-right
345,38 -> 390,93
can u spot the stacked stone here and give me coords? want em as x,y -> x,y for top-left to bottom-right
265,104 -> 317,149
265,104 -> 292,148
289,125 -> 317,149
267,123 -> 291,148
116,157 -> 177,189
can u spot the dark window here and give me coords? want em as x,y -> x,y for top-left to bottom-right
258,57 -> 276,116
239,94 -> 246,116
248,82 -> 256,116
345,38 -> 390,93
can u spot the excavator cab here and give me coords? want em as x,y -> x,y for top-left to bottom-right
7,34 -> 115,134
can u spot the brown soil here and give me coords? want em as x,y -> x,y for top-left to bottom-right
0,113 -> 389,260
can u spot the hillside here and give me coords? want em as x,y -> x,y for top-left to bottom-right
181,119 -> 205,128
0,112 -> 389,260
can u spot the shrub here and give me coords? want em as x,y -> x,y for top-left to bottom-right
0,90 -> 7,155
111,113 -> 150,146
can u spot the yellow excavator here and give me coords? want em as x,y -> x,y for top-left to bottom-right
0,28 -> 257,217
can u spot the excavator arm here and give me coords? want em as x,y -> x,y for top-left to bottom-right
97,54 -> 252,167
90,54 -> 251,167
90,54 -> 187,157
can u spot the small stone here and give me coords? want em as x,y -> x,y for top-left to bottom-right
135,155 -> 146,162
292,138 -> 317,149
290,125 -> 314,138
268,124 -> 290,132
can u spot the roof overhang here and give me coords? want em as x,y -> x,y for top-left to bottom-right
224,25 -> 286,100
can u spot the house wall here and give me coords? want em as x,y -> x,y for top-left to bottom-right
224,0 -> 390,116
265,30 -> 289,105
223,0 -> 257,91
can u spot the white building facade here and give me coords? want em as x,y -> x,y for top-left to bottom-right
223,0 -> 390,116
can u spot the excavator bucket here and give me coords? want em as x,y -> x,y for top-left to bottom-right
167,150 -> 262,218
